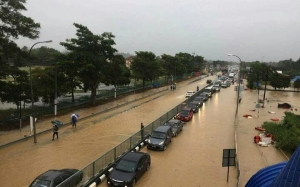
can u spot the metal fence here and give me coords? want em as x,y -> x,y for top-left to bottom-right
0,74 -> 196,127
57,79 -> 210,187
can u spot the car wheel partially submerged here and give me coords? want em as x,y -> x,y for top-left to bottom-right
163,145 -> 167,151
146,162 -> 150,171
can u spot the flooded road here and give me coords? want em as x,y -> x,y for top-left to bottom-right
0,75 -> 298,187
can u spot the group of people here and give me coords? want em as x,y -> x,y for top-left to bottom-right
52,113 -> 79,140
170,83 -> 177,90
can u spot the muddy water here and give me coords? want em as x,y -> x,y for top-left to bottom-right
0,76 -> 298,187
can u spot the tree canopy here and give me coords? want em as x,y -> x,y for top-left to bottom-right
0,0 -> 40,108
130,51 -> 160,88
60,23 -> 117,105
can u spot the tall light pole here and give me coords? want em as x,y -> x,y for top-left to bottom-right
54,63 -> 57,116
29,40 -> 52,143
228,54 -> 242,117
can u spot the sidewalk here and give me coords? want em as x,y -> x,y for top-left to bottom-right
0,76 -> 205,147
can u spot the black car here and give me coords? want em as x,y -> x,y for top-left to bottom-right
193,97 -> 204,107
29,169 -> 83,187
199,93 -> 208,102
163,119 -> 184,137
107,152 -> 151,187
187,102 -> 200,113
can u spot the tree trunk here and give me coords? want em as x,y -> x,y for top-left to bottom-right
71,89 -> 75,103
90,87 -> 97,105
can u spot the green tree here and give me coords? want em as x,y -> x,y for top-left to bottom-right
32,66 -> 69,104
57,52 -> 82,103
161,54 -> 177,81
103,55 -> 131,98
0,0 -> 40,105
270,72 -> 291,90
175,52 -> 194,74
30,46 -> 61,65
60,23 -> 117,105
193,55 -> 205,73
263,112 -> 300,154
130,51 -> 160,89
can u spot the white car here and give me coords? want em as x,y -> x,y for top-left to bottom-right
185,91 -> 195,97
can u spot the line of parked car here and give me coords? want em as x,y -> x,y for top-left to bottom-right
107,83 -> 219,186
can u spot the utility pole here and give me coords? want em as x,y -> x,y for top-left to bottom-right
262,70 -> 268,108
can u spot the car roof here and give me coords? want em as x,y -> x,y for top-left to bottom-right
167,119 -> 181,123
154,125 -> 172,132
122,152 -> 148,162
36,170 -> 64,181
189,101 -> 198,105
182,107 -> 192,111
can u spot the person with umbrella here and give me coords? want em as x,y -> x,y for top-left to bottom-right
71,113 -> 79,128
51,120 -> 63,140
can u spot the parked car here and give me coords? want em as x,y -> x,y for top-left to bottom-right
175,107 -> 194,122
29,169 -> 83,187
147,125 -> 173,151
185,91 -> 195,97
163,119 -> 184,137
151,82 -> 161,88
203,86 -> 213,98
206,79 -> 212,84
198,93 -> 208,102
225,80 -> 231,87
221,82 -> 228,88
187,102 -> 200,113
214,80 -> 222,87
212,85 -> 221,92
192,96 -> 204,107
107,152 -> 151,187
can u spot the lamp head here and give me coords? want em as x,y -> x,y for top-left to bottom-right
228,54 -> 233,56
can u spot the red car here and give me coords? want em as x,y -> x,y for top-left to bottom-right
175,107 -> 194,122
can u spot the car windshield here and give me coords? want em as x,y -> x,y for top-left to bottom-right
115,159 -> 137,173
179,111 -> 189,116
29,179 -> 51,187
151,131 -> 166,139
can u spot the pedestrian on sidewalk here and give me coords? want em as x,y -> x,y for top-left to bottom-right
52,124 -> 59,140
71,113 -> 79,128
141,122 -> 144,139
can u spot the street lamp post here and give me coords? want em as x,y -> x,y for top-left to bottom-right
54,64 -> 57,116
29,40 -> 52,143
228,54 -> 242,117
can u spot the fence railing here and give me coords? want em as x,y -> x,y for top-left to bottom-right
0,73 -> 196,127
57,76 -> 210,187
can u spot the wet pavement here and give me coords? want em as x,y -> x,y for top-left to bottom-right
0,75 -> 299,187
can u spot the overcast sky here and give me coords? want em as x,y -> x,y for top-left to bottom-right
16,0 -> 300,62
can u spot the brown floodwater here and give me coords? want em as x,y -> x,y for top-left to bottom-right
0,76 -> 299,187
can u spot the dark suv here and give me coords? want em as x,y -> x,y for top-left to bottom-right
29,169 -> 83,187
192,97 -> 204,107
199,93 -> 208,102
187,102 -> 200,113
147,125 -> 173,151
